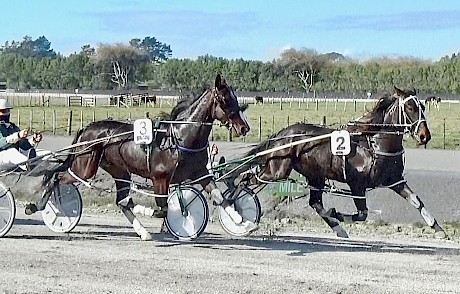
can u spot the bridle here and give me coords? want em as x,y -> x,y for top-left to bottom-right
387,95 -> 426,138
210,86 -> 241,130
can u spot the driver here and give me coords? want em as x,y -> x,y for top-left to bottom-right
0,99 -> 42,171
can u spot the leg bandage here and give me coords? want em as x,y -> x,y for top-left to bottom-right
408,193 -> 421,209
117,195 -> 132,207
210,188 -> 224,205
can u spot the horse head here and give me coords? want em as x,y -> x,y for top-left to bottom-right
391,86 -> 431,145
211,74 -> 250,136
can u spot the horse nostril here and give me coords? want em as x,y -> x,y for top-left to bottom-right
420,132 -> 430,144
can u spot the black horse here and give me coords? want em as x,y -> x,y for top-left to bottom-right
226,86 -> 448,239
425,96 -> 441,110
27,74 -> 252,240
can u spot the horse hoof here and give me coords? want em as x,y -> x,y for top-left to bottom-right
153,210 -> 167,218
141,232 -> 153,241
25,203 -> 38,215
434,231 -> 447,239
242,220 -> 258,233
332,225 -> 349,238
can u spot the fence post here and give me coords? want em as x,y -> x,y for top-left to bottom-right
354,100 -> 357,112
227,128 -> 232,142
42,109 -> 46,131
258,115 -> 262,141
67,110 -> 73,135
315,100 -> 319,111
443,118 -> 446,149
287,115 -> 290,127
272,115 -> 275,133
29,109 -> 33,130
321,116 -> 326,126
17,109 -> 20,127
92,110 -> 96,122
52,110 -> 56,135
80,110 -> 84,130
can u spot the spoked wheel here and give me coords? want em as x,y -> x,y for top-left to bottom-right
165,186 -> 209,241
0,182 -> 15,237
218,187 -> 261,237
41,183 -> 83,233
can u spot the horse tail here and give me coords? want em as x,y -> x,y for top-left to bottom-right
41,128 -> 85,188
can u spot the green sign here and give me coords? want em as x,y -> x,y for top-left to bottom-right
267,172 -> 306,197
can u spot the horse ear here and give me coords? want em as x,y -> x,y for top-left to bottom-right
240,103 -> 249,112
215,74 -> 222,88
393,86 -> 405,97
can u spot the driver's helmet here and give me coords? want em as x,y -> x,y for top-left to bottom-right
0,99 -> 12,123
0,99 -> 12,110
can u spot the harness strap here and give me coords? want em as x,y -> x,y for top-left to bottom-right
176,142 -> 209,153
67,168 -> 92,188
373,149 -> 405,157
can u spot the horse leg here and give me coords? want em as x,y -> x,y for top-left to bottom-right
308,181 -> 349,238
116,179 -> 153,241
104,166 -> 152,241
391,182 -> 448,239
202,180 -> 257,231
25,174 -> 59,215
334,195 -> 369,222
26,150 -> 101,214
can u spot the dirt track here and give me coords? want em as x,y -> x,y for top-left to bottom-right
1,137 -> 460,293
1,206 -> 459,294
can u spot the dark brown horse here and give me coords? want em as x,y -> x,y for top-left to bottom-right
27,74 -> 251,240
226,86 -> 448,239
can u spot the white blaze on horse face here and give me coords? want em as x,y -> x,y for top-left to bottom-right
239,110 -> 250,130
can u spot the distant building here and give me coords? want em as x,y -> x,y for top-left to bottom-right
137,83 -> 149,91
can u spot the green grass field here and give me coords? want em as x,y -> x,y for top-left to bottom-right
12,99 -> 460,149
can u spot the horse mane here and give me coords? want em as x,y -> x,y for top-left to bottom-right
157,88 -> 210,120
349,94 -> 396,132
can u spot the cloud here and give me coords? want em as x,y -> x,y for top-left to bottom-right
311,10 -> 460,31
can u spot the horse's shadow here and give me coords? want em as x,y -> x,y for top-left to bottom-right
8,218 -> 459,256
156,231 -> 460,256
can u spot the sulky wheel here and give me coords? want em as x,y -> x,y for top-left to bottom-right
0,181 -> 15,237
165,186 -> 209,241
41,183 -> 83,233
218,187 -> 261,237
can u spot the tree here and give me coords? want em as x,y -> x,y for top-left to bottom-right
96,43 -> 149,89
129,36 -> 172,63
80,44 -> 96,57
1,35 -> 56,58
275,48 -> 328,92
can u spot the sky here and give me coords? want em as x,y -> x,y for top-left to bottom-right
2,0 -> 460,62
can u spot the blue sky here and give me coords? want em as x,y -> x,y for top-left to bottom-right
2,0 -> 460,61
